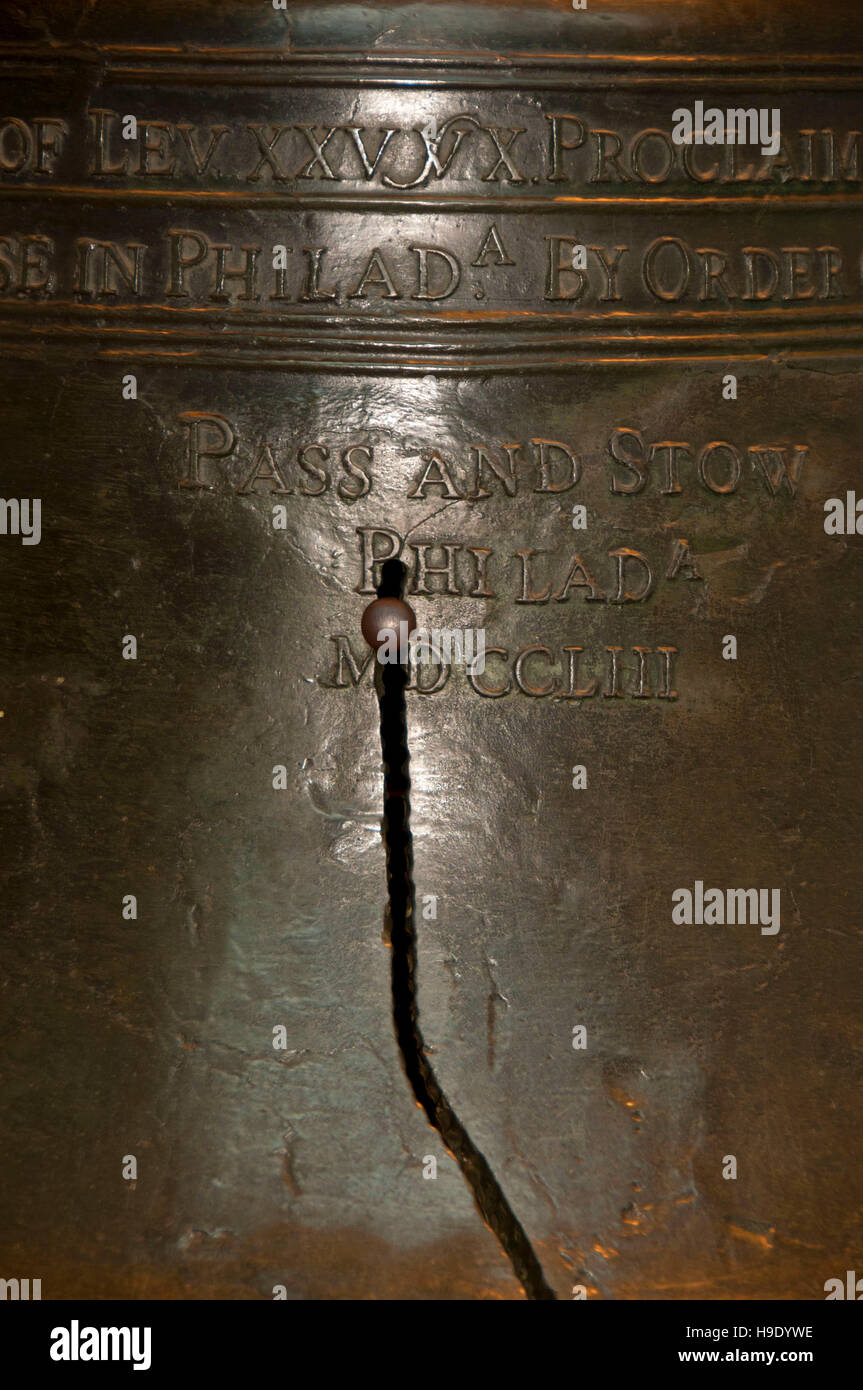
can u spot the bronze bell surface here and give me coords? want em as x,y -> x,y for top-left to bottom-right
1,0 -> 862,1304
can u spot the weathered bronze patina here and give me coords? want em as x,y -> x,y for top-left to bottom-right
1,0 -> 862,1300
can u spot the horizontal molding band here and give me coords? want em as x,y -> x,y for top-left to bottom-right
2,302 -> 863,332
1,46 -> 863,89
0,319 -> 861,357
2,187 -> 862,212
4,43 -> 863,68
0,342 -> 856,373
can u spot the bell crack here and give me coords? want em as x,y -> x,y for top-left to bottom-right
374,560 -> 556,1302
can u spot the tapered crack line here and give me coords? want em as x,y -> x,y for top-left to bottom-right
375,651 -> 556,1302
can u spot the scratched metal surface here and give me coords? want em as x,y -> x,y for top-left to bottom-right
1,0 -> 862,1301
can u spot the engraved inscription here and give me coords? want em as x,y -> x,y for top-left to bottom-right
164,405 -> 812,711
0,106 -> 860,191
0,219 -> 859,316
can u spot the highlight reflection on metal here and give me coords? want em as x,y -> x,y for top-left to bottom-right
0,0 -> 861,1300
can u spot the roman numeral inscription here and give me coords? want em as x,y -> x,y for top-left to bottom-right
1,109 -> 860,188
